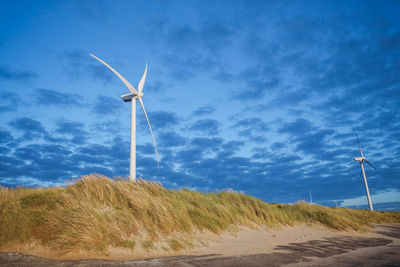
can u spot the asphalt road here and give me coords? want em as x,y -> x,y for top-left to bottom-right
1,224 -> 399,266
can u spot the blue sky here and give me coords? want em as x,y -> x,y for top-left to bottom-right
1,0 -> 399,209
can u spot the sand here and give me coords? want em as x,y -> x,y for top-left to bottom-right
0,224 -> 380,261
190,224 -> 356,257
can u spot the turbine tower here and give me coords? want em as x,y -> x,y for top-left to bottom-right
90,54 -> 159,182
352,127 -> 375,211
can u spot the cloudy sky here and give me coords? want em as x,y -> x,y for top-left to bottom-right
1,0 -> 399,209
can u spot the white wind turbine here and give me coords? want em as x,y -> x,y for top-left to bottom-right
90,54 -> 159,182
352,127 -> 376,211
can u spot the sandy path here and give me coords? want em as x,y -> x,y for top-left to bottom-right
188,224 -> 371,257
0,224 -> 399,266
284,224 -> 400,267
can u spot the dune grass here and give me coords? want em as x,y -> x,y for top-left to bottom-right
1,174 -> 399,254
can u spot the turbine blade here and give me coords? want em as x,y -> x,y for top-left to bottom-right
90,54 -> 138,94
365,159 -> 376,170
138,63 -> 147,93
352,127 -> 364,157
138,97 -> 159,168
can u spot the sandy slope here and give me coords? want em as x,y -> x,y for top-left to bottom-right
189,224 -> 364,257
0,224 -> 380,261
2,224 -> 399,266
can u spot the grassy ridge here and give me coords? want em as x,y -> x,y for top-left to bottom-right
1,174 -> 399,254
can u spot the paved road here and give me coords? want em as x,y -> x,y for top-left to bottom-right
1,224 -> 399,266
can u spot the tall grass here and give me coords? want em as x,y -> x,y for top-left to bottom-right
1,174 -> 399,254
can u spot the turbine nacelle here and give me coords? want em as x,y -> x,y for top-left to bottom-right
354,156 -> 365,162
121,92 -> 144,102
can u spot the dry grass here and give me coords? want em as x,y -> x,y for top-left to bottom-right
1,174 -> 399,255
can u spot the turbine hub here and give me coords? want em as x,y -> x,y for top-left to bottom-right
354,157 -> 365,162
134,92 -> 143,99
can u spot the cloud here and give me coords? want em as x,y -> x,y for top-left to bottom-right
188,119 -> 220,136
175,147 -> 208,164
62,49 -> 114,84
232,117 -> 269,143
0,65 -> 37,82
192,105 -> 216,117
0,133 -> 133,186
0,130 -> 13,144
91,120 -> 123,135
200,22 -> 234,52
34,88 -> 83,107
55,119 -> 88,145
166,24 -> 197,48
67,0 -> 111,19
294,129 -> 335,159
0,141 -> 84,185
277,119 -> 342,160
0,154 -> 26,181
278,119 -> 312,136
191,137 -> 223,149
213,67 -> 234,83
77,143 -> 110,156
233,117 -> 269,132
146,111 -> 180,129
0,91 -> 19,112
233,66 -> 280,100
146,21 -> 234,81
61,49 -> 88,79
15,146 -> 78,182
251,147 -> 273,160
16,144 -> 72,158
162,50 -> 218,81
218,140 -> 244,157
165,22 -> 234,52
146,80 -> 166,92
9,117 -> 47,140
137,143 -> 157,155
13,145 -> 41,159
87,64 -> 114,84
359,110 -> 400,132
158,131 -> 187,147
271,142 -> 287,151
92,95 -> 121,115
276,16 -> 321,49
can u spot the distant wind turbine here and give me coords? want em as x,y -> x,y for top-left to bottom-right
352,127 -> 375,211
90,54 -> 159,182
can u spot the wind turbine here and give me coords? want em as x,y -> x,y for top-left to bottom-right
90,54 -> 159,182
352,127 -> 375,211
